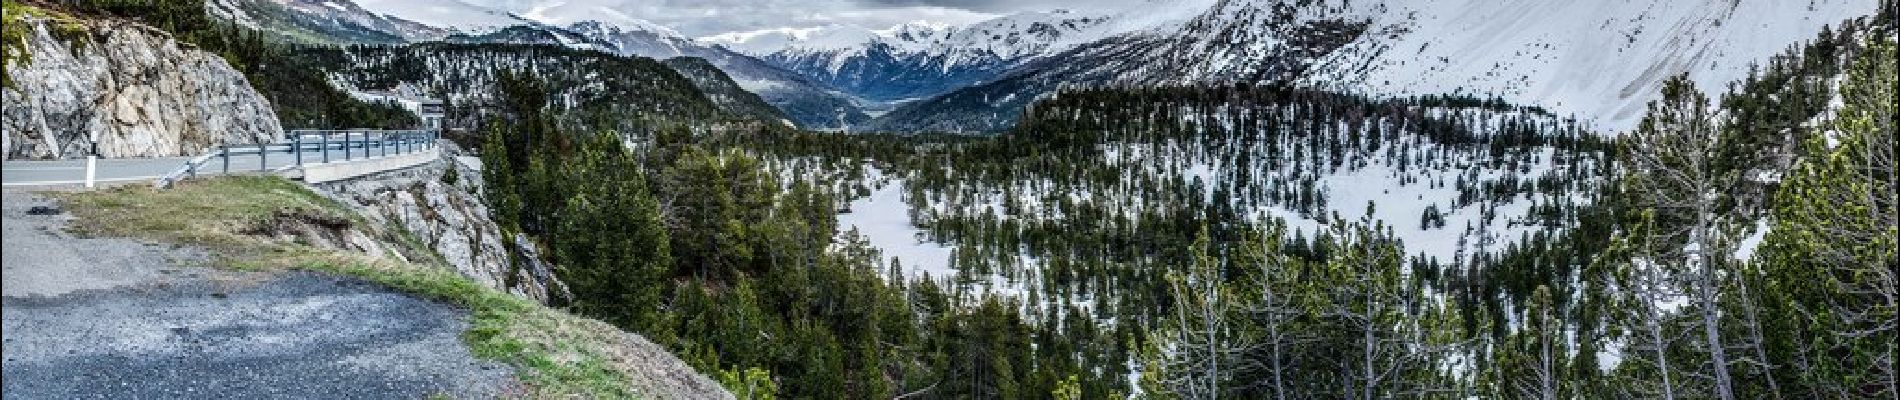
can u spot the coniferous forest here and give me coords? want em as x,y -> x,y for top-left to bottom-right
469,11 -> 1895,398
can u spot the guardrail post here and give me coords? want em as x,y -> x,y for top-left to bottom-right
345,133 -> 353,161
221,146 -> 229,174
322,134 -> 330,163
294,135 -> 303,167
381,133 -> 388,157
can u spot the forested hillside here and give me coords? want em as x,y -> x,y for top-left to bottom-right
315,41 -> 744,133
469,7 -> 1893,397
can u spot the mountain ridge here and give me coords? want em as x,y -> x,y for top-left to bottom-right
211,0 -> 868,129
869,0 -> 1882,133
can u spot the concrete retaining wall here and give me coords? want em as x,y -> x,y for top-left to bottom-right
301,149 -> 440,184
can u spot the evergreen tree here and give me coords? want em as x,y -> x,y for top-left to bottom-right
1619,75 -> 1742,400
1757,37 -> 1897,399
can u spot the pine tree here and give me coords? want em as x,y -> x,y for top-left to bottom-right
1157,226 -> 1241,399
1619,75 -> 1742,400
1234,222 -> 1306,400
1320,214 -> 1416,399
1758,37 -> 1897,398
551,132 -> 673,331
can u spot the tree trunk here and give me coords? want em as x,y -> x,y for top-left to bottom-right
1693,206 -> 1735,400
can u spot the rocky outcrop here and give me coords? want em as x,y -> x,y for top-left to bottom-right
311,143 -> 567,304
2,16 -> 282,159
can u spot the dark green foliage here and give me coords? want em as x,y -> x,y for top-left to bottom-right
659,145 -> 776,280
1753,35 -> 1896,399
236,42 -> 420,129
47,0 -> 210,40
551,132 -> 673,330
322,42 -> 731,133
439,164 -> 458,186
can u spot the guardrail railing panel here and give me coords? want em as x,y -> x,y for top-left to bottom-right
154,130 -> 439,188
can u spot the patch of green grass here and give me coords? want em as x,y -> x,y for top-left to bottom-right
53,176 -> 354,252
53,176 -> 643,398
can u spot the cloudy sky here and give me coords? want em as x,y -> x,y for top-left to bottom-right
459,0 -> 1157,37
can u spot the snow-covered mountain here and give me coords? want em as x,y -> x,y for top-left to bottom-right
871,0 -> 1882,133
208,0 -> 450,43
349,0 -> 535,34
565,21 -> 872,129
211,0 -> 870,129
1294,0 -> 1881,130
215,0 -> 1881,134
706,7 -> 1202,104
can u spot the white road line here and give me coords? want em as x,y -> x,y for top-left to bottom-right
3,176 -> 161,187
2,167 -> 86,171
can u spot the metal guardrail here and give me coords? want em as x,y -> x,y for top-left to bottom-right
153,130 -> 439,188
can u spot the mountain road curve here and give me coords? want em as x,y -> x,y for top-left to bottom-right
0,189 -> 515,398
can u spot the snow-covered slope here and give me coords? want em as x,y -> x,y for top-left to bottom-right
210,0 -> 451,42
873,0 -> 1880,133
213,0 -> 543,41
1295,0 -> 1881,131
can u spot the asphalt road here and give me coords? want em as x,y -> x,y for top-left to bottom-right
2,143 -> 418,187
0,190 -> 512,398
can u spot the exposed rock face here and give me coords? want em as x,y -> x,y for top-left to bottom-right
2,17 -> 282,159
311,144 -> 568,304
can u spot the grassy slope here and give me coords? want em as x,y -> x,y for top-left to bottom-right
50,176 -> 653,398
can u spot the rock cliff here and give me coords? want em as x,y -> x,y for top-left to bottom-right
310,143 -> 568,304
2,16 -> 282,159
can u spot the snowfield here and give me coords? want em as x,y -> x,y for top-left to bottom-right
1281,0 -> 1880,132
